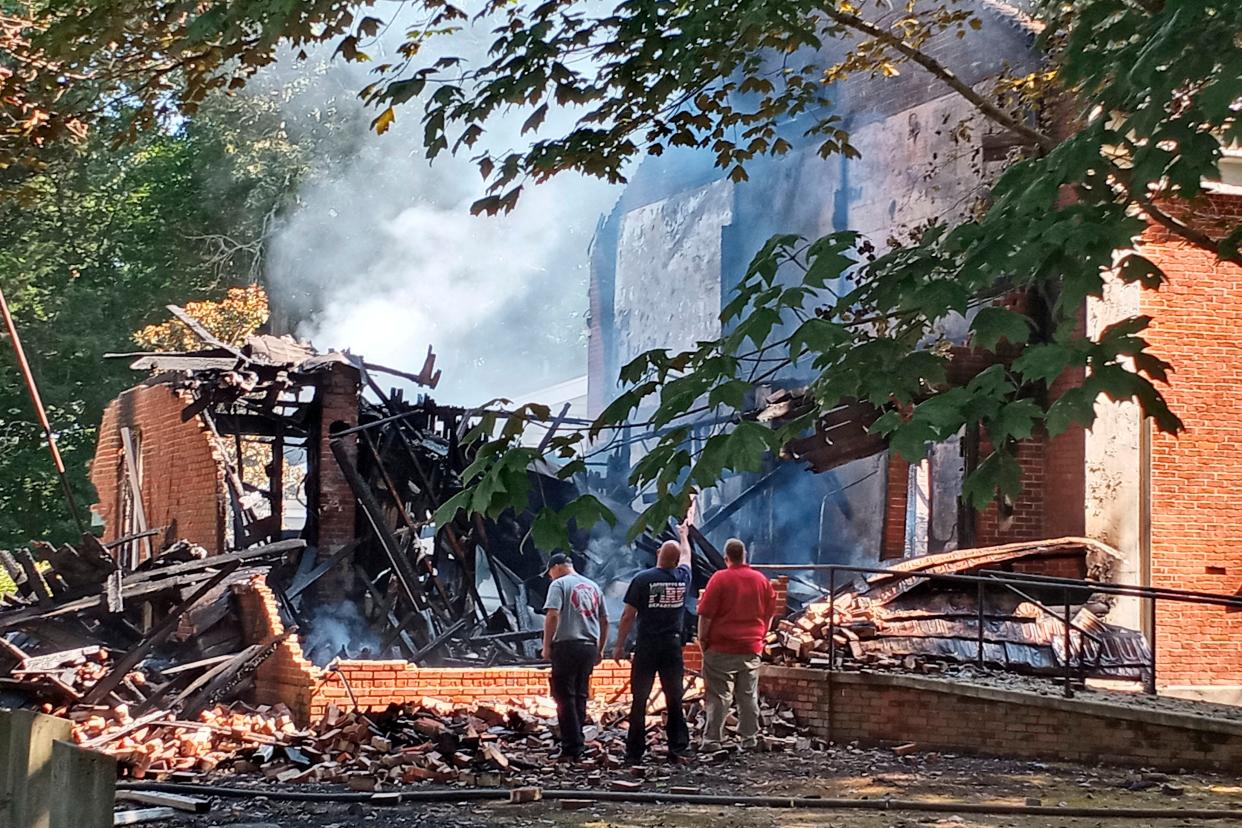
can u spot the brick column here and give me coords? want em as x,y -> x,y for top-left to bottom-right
771,576 -> 789,619
314,362 -> 361,596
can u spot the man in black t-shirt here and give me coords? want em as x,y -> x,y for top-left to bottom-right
613,517 -> 694,763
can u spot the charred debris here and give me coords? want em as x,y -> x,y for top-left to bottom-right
0,319 -> 1153,720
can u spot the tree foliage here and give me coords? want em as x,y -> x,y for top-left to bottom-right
133,284 -> 270,351
420,0 -> 1242,543
4,0 -> 1242,546
0,86 -> 327,547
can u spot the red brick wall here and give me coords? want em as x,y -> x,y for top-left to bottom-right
1139,194 -> 1242,686
1043,307 -> 1088,538
880,453 -> 910,559
235,578 -> 703,725
883,429 -> 1078,558
90,383 -> 228,557
760,666 -> 1242,771
771,575 -> 789,620
972,430 -> 1047,547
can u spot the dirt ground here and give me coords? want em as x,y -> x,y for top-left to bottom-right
138,742 -> 1242,828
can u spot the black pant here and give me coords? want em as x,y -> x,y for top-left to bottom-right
549,639 -> 597,756
625,636 -> 689,760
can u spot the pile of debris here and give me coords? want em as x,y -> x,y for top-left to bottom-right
70,678 -> 812,788
0,532 -> 303,717
766,538 -> 1152,679
72,702 -> 300,776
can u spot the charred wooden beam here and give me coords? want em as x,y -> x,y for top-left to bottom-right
81,563 -> 241,705
179,630 -> 292,718
354,563 -> 419,657
286,539 -> 360,601
361,430 -> 454,614
329,436 -> 426,615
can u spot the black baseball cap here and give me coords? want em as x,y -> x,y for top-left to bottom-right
544,553 -> 572,575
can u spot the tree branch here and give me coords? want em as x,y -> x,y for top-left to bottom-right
820,6 -> 1056,152
1104,162 -> 1242,269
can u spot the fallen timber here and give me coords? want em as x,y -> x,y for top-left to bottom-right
0,535 -> 305,741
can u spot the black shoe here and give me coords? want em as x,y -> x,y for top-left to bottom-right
624,753 -> 645,766
551,750 -> 582,762
667,750 -> 692,765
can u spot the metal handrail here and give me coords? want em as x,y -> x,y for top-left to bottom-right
752,561 -> 1242,697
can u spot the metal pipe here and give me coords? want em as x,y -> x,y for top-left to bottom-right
975,580 -> 985,666
0,284 -> 86,534
826,568 -> 836,669
114,782 -> 1242,820
1062,588 -> 1073,699
1147,594 -> 1159,695
750,563 -> 1242,609
973,568 -> 1242,608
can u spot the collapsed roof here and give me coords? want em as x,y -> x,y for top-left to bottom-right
768,537 -> 1152,680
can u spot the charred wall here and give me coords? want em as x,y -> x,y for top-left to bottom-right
586,2 -> 1042,564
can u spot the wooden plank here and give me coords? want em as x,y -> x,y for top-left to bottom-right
50,739 -> 115,828
18,646 -> 102,672
536,402 -> 574,454
162,643 -> 260,715
119,427 -> 154,566
101,530 -> 159,552
163,305 -> 236,354
410,617 -> 470,663
15,548 -> 51,604
112,807 -> 176,826
329,438 -> 425,613
82,563 -> 239,705
0,543 -> 300,634
114,791 -> 209,814
364,347 -> 440,388
0,550 -> 23,582
159,654 -> 234,675
0,577 -> 199,632
286,539 -> 359,600
124,539 -> 303,585
0,709 -> 73,828
0,635 -> 28,672
128,355 -> 237,372
354,564 -> 418,657
76,711 -> 166,751
180,630 -> 292,717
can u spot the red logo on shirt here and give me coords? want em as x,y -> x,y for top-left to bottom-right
570,583 -> 600,619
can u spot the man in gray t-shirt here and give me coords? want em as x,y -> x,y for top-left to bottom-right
542,553 -> 608,760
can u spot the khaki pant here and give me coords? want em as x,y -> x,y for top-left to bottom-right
701,649 -> 761,746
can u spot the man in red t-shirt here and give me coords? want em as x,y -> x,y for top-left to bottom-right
696,538 -> 777,752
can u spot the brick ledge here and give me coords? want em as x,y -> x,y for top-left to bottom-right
761,666 -> 1242,738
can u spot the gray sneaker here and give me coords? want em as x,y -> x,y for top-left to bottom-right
739,738 -> 759,751
700,740 -> 722,753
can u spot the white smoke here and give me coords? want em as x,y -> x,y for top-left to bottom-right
261,12 -> 620,404
302,600 -> 382,664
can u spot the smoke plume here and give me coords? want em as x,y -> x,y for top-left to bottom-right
261,13 -> 620,404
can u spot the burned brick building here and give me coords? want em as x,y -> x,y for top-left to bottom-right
586,0 -> 1242,699
84,333 -> 598,669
